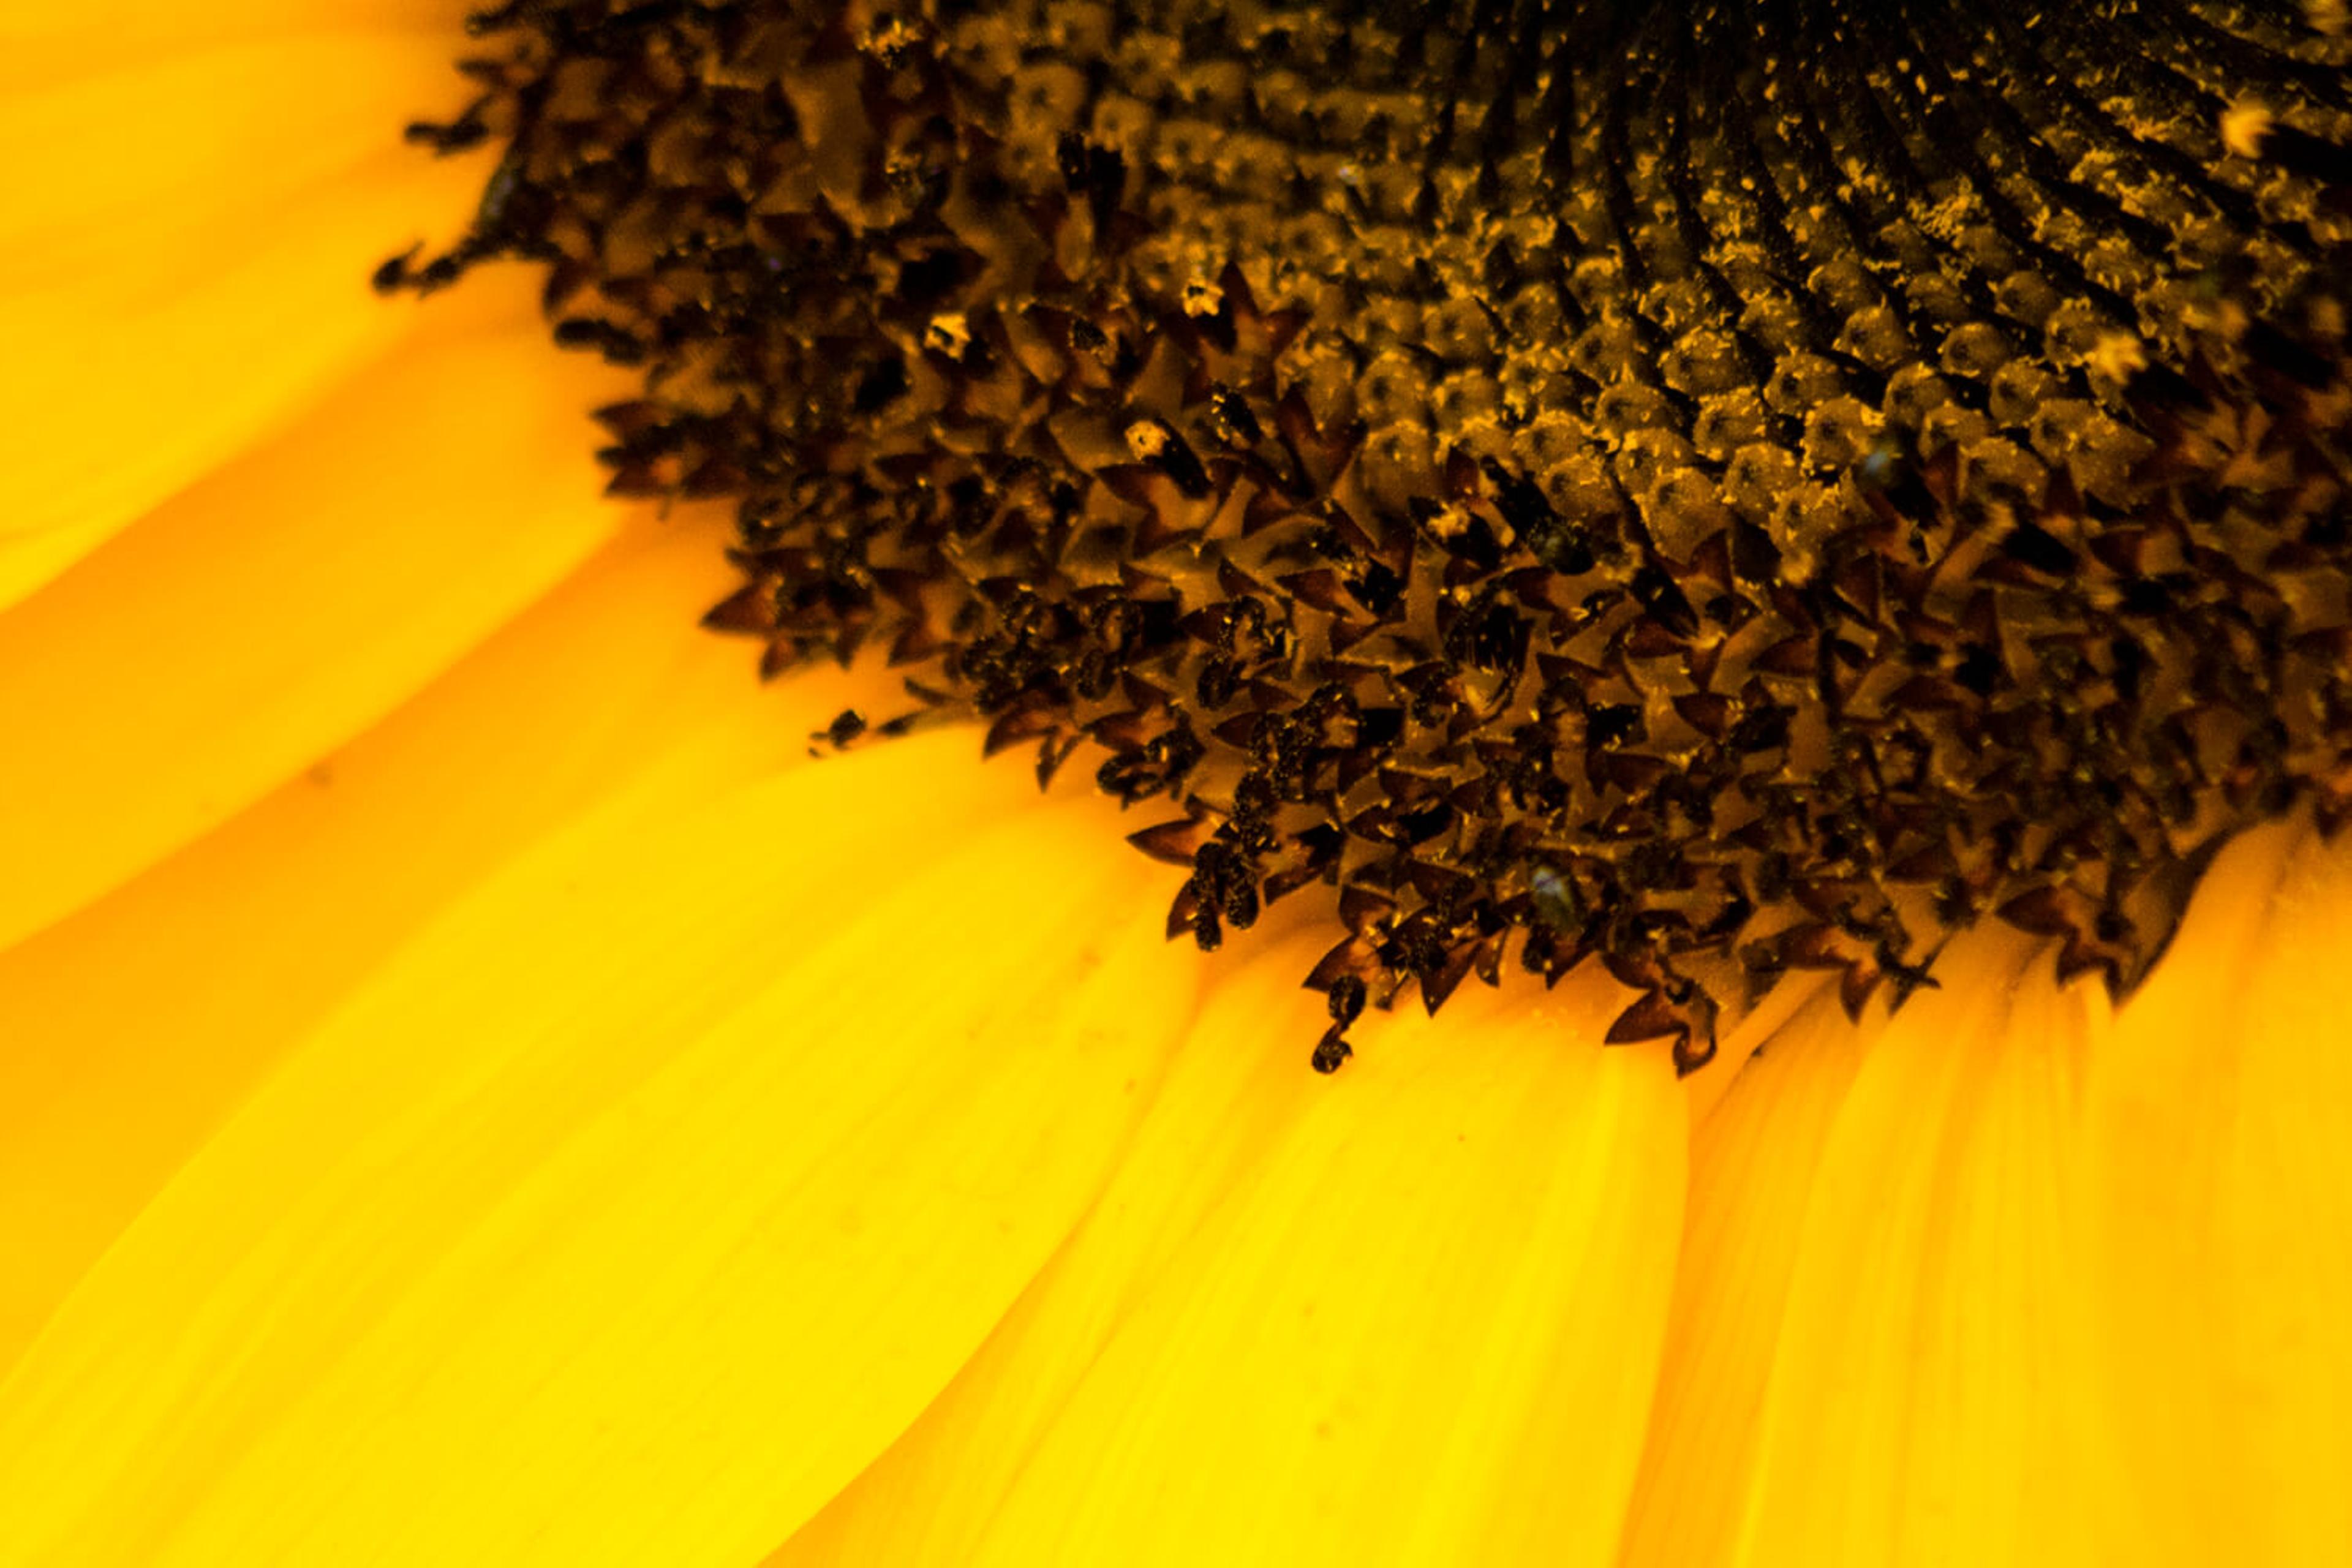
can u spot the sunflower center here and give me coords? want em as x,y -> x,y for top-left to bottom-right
394,0 -> 2352,1071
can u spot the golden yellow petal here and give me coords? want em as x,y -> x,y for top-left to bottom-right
0,140 -> 489,605
0,510 -> 872,1367
0,2 -> 469,89
0,273 -> 632,949
0,36 -> 462,295
0,767 -> 1199,1565
2084,819 -> 2352,1564
774,936 -> 1344,1567
1676,969 -> 1834,1129
1628,823 -> 2352,1566
1725,928 -> 2106,1566
1618,986 -> 1874,1568
799,962 -> 1685,1566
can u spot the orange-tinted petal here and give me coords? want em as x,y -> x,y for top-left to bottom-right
0,36 -> 464,295
0,1 -> 469,89
0,144 -> 495,608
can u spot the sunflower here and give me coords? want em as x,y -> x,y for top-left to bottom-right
4,0 -> 2350,1562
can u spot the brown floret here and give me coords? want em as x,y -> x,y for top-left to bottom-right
400,0 -> 2352,1071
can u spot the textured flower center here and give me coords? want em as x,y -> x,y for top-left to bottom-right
396,0 -> 2351,1070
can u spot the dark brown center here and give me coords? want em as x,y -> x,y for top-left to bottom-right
393,0 -> 2352,1071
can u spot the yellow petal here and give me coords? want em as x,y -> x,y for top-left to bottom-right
0,512 -> 869,1367
1676,969 -> 1833,1128
2084,818 -> 2352,1564
1618,986 -> 1874,1568
828,963 -> 1685,1567
0,273 -> 630,949
0,143 -> 491,606
0,765 -> 1200,1566
775,935 -> 1343,1567
0,36 -> 463,295
1727,928 -> 2106,1566
0,2 -> 468,90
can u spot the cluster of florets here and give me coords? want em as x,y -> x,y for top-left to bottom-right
399,0 -> 2352,1069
